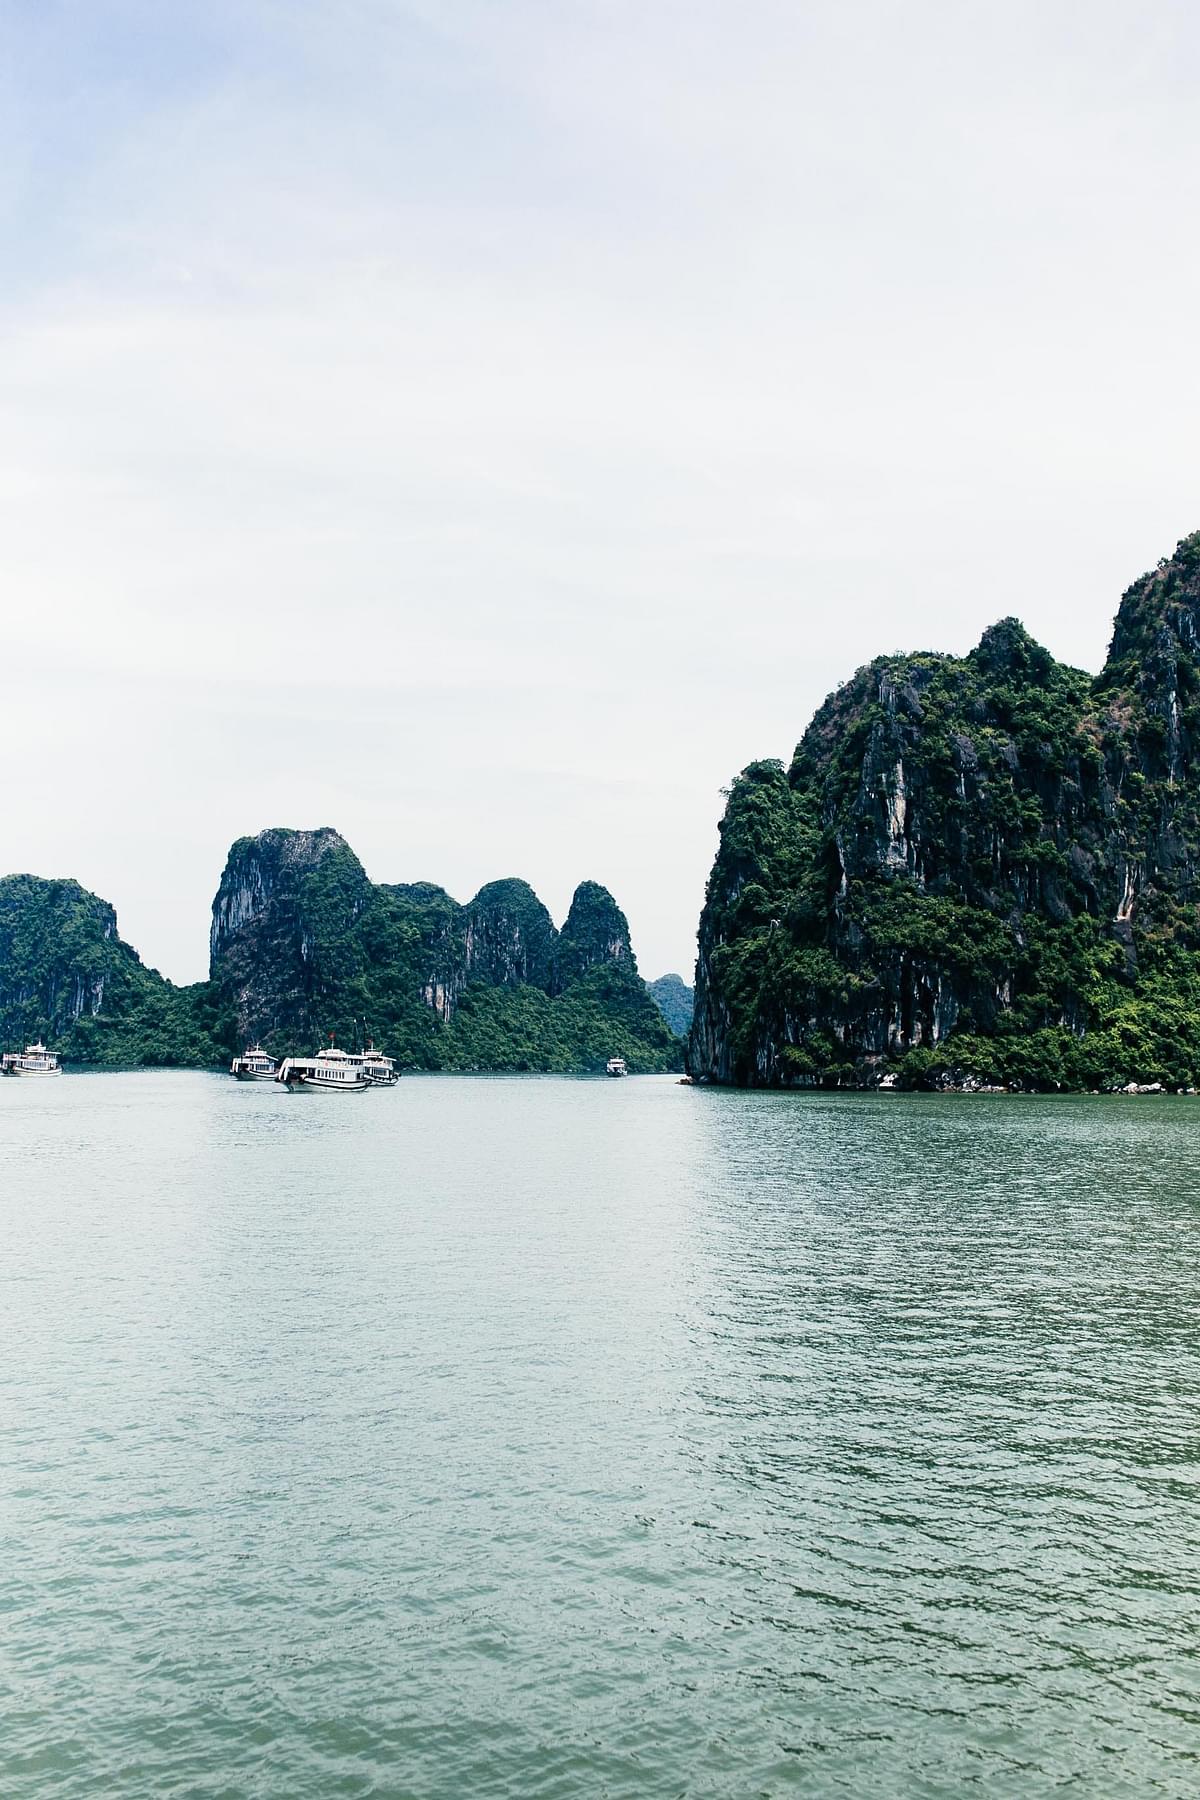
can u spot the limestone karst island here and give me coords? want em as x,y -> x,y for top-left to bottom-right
689,530 -> 1200,1091
5,532 -> 1200,1092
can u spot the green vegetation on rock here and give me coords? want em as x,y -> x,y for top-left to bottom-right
0,876 -> 230,1067
690,531 -> 1200,1091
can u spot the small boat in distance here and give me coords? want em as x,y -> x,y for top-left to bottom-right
1,1042 -> 63,1077
230,1045 -> 278,1081
606,1056 -> 628,1077
276,1045 -> 370,1092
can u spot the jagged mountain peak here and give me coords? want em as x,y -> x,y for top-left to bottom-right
557,882 -> 636,987
464,878 -> 557,990
209,825 -> 369,984
969,616 -> 1057,682
469,876 -> 548,912
1102,530 -> 1200,689
225,824 -> 353,867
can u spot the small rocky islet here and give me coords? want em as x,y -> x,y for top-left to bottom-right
689,530 -> 1200,1092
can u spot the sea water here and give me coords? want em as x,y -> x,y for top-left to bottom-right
3,1073 -> 1199,1796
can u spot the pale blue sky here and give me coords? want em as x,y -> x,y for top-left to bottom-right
2,0 -> 1199,983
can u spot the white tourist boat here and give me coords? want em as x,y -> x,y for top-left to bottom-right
275,1045 -> 370,1092
350,1043 -> 399,1086
230,1045 -> 278,1081
606,1055 -> 628,1077
1,1042 -> 62,1077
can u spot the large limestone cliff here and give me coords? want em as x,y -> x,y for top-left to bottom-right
690,532 -> 1200,1090
209,828 -> 370,1043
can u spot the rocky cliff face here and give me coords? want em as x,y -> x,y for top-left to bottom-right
0,878 -> 117,1034
379,881 -> 467,1024
0,875 -> 227,1066
209,828 -> 370,1043
465,880 -> 558,990
690,532 -> 1200,1090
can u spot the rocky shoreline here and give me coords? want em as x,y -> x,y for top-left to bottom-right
687,1072 -> 1195,1095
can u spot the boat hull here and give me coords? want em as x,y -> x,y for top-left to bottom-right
287,1075 -> 370,1092
1,1066 -> 62,1077
233,1070 -> 276,1081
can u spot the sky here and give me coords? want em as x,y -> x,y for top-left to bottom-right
2,0 -> 1199,986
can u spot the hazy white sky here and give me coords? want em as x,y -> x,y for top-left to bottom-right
2,0 -> 1198,984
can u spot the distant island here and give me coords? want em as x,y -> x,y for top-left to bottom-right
645,973 -> 694,1037
689,531 -> 1200,1092
0,830 -> 684,1073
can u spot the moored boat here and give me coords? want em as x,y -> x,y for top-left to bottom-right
275,1045 -> 370,1091
1,1041 -> 63,1077
230,1045 -> 278,1081
606,1056 -> 628,1077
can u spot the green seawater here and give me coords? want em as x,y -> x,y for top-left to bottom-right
3,1074 -> 1200,1796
